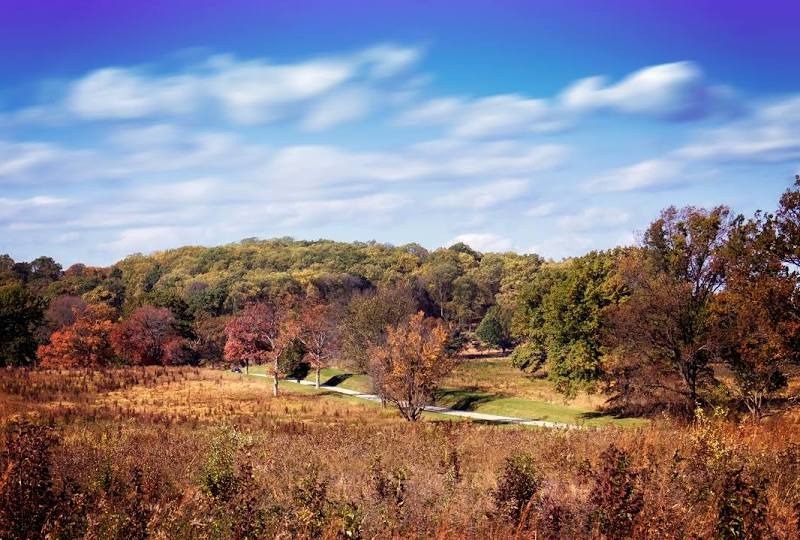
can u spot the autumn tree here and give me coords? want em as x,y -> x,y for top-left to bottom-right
193,315 -> 230,363
27,256 -> 63,294
299,302 -> 340,388
110,305 -> 178,365
36,295 -> 88,343
37,304 -> 116,368
45,295 -> 88,328
775,175 -> 800,266
605,206 -> 734,415
224,303 -> 273,374
224,302 -> 299,396
0,283 -> 44,367
368,312 -> 455,421
339,285 -> 419,373
711,213 -> 800,418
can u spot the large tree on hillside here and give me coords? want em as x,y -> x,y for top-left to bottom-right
110,305 -> 178,365
224,303 -> 273,374
193,315 -> 229,363
44,295 -> 88,330
605,206 -> 734,415
368,312 -> 455,421
476,305 -> 514,353
37,304 -> 116,368
0,283 -> 44,367
418,250 -> 463,320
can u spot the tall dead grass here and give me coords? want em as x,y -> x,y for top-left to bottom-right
1,368 -> 799,538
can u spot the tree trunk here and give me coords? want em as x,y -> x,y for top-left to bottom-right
315,366 -> 321,389
245,361 -> 249,375
273,356 -> 279,397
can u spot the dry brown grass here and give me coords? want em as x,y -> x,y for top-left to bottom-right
2,367 -> 800,539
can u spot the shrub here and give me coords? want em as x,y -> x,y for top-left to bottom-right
492,453 -> 540,524
200,428 -> 249,502
717,467 -> 770,540
369,457 -> 410,530
0,420 -> 58,540
291,466 -> 330,538
588,445 -> 643,540
535,494 -> 574,540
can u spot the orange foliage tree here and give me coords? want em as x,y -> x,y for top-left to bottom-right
368,311 -> 455,421
37,304 -> 116,368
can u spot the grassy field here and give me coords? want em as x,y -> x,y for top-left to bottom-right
2,366 -> 800,538
0,361 -> 789,539
247,356 -> 643,427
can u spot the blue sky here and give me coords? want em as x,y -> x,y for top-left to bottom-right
1,0 -> 799,265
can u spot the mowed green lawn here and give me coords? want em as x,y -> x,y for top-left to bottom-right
247,365 -> 372,393
245,359 -> 644,427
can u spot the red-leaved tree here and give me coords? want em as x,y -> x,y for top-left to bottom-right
110,305 -> 178,365
224,302 -> 298,396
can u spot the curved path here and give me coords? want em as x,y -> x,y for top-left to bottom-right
248,373 -> 574,429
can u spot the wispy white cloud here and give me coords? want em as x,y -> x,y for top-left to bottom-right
525,233 -> 593,260
398,61 -> 738,139
62,44 -> 423,128
300,88 -> 375,131
525,201 -> 556,217
582,158 -> 686,193
560,61 -> 738,121
433,179 -> 528,209
67,68 -> 199,120
557,207 -> 630,231
0,195 -> 70,222
677,95 -> 800,163
0,140 -> 101,185
400,94 -> 565,138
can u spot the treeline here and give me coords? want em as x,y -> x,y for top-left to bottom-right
0,237 -> 539,370
2,178 -> 799,419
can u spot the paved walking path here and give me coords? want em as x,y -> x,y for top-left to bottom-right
247,373 -> 574,429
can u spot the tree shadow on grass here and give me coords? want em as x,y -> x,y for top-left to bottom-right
434,387 -> 500,411
576,410 -> 645,425
322,373 -> 353,387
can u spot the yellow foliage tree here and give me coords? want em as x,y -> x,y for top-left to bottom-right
369,311 -> 455,421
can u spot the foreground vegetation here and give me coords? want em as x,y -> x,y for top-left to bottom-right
2,367 -> 800,539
